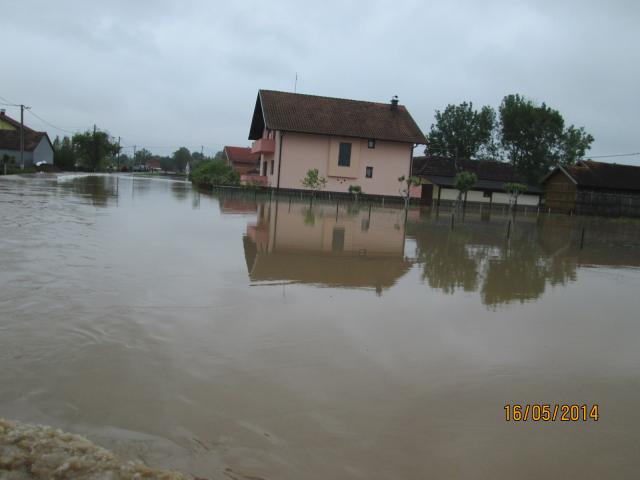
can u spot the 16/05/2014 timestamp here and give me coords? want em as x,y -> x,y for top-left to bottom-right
504,404 -> 599,422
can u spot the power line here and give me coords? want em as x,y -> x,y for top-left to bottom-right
0,94 -> 17,105
587,152 -> 640,159
26,109 -> 77,135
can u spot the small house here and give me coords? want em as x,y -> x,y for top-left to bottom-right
411,156 -> 542,206
224,146 -> 260,174
543,160 -> 640,216
0,109 -> 53,168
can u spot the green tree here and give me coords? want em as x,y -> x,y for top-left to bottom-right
398,175 -> 422,208
504,182 -> 528,211
53,135 -> 76,170
191,151 -> 207,169
426,102 -> 496,159
348,184 -> 362,201
454,171 -> 477,208
560,125 -> 594,166
212,150 -> 226,162
189,159 -> 239,187
72,128 -> 120,171
159,156 -> 175,172
134,148 -> 153,166
301,168 -> 327,197
116,153 -> 131,170
172,147 -> 192,173
499,94 -> 593,182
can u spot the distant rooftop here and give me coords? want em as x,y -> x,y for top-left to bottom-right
0,111 -> 50,152
413,156 -> 542,193
224,146 -> 259,164
550,160 -> 640,192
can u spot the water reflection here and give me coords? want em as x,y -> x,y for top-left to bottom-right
3,177 -> 640,479
55,174 -> 196,209
170,181 -> 189,200
238,197 -> 640,305
242,199 -> 411,294
63,175 -> 119,207
409,212 -> 640,307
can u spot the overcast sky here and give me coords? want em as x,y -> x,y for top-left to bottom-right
2,0 -> 638,163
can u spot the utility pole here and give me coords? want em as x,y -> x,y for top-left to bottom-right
133,145 -> 137,171
20,104 -> 27,170
116,136 -> 121,171
93,124 -> 98,172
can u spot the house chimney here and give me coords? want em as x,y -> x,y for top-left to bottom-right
390,95 -> 399,111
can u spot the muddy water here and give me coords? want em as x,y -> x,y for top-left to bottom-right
2,174 -> 640,479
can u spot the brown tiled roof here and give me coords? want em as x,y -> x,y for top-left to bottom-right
0,130 -> 49,152
0,112 -> 36,133
559,160 -> 640,191
413,156 -> 525,182
249,90 -> 427,144
413,156 -> 541,193
224,146 -> 259,164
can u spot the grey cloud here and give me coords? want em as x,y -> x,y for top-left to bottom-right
1,0 -> 638,161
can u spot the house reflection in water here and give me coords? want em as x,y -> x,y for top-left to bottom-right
234,195 -> 640,305
243,200 -> 412,294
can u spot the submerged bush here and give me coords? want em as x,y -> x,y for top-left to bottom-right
189,160 -> 239,187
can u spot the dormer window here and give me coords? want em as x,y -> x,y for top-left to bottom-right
368,139 -> 376,149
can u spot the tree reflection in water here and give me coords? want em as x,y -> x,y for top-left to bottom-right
410,214 -> 591,308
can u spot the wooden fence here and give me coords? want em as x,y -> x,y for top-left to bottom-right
576,190 -> 640,217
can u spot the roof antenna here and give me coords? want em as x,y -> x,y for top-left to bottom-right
294,72 -> 298,93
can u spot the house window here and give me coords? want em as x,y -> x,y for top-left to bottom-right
366,166 -> 373,178
332,227 -> 345,251
368,139 -> 376,149
338,142 -> 351,167
270,160 -> 274,175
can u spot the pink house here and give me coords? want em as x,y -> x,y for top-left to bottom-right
248,90 -> 427,197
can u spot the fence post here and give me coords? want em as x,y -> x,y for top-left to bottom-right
506,219 -> 511,239
580,227 -> 586,250
451,213 -> 455,230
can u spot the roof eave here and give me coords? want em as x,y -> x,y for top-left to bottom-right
248,93 -> 267,141
540,165 -> 577,185
266,128 -> 425,145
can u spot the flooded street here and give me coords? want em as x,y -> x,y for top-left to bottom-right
2,174 -> 640,479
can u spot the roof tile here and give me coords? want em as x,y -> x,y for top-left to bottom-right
250,90 -> 426,144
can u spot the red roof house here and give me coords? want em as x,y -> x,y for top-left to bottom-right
224,146 -> 260,174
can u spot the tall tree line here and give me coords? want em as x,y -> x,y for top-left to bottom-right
53,128 -> 224,173
425,94 -> 594,183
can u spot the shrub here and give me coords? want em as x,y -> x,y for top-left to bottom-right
301,168 -> 327,196
189,160 -> 240,187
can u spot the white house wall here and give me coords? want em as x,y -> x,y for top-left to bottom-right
33,137 -> 53,164
434,187 -> 539,206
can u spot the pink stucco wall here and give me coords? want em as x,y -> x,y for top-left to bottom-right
259,131 -> 413,197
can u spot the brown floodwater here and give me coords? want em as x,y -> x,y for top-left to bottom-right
1,173 -> 640,479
